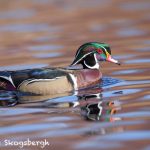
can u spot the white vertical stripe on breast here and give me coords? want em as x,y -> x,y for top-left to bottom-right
69,73 -> 78,91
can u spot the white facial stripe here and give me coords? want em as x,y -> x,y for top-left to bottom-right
69,73 -> 78,90
99,45 -> 107,53
75,45 -> 89,57
72,51 -> 93,65
94,53 -> 99,64
99,45 -> 109,58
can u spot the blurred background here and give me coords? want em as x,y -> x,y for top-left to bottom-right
0,0 -> 149,69
0,0 -> 150,150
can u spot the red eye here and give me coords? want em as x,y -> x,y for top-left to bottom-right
97,49 -> 102,54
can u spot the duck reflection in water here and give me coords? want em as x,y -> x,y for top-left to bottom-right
0,90 -> 18,106
0,85 -> 121,122
43,87 -> 122,122
80,97 -> 121,122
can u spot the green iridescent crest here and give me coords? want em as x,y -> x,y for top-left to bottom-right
71,42 -> 111,65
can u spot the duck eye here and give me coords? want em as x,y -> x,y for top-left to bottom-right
97,49 -> 103,54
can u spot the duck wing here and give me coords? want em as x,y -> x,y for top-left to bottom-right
0,68 -> 74,94
11,68 -> 71,86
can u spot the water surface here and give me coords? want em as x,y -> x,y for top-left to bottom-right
0,0 -> 150,150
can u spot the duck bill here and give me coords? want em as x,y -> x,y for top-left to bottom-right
107,55 -> 121,65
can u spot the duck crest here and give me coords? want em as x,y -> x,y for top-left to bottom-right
71,43 -> 96,66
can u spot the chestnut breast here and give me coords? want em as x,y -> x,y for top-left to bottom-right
74,69 -> 102,88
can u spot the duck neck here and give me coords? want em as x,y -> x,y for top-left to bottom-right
81,53 -> 100,69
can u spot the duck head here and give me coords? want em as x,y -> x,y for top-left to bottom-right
71,42 -> 120,69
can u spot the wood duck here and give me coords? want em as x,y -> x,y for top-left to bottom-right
0,42 -> 120,95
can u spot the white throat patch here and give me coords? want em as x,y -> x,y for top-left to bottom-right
84,53 -> 99,69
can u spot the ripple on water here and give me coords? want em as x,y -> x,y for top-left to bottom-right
0,24 -> 61,33
124,80 -> 150,86
112,69 -> 142,75
132,47 -> 150,52
114,111 -> 150,118
114,54 -> 136,60
56,0 -> 111,11
100,77 -> 123,88
0,63 -> 48,71
75,120 -> 146,149
0,9 -> 35,19
45,95 -> 78,104
33,52 -> 62,58
117,28 -> 146,37
0,91 -> 18,107
47,116 -> 75,122
0,1 -> 149,149
142,95 -> 150,101
0,123 -> 69,135
142,40 -> 150,45
31,0 -> 51,4
125,59 -> 150,64
103,88 -> 141,98
120,2 -> 150,11
95,130 -> 150,141
110,19 -> 134,26
0,108 -> 45,116
89,24 -> 106,32
33,36 -> 59,42
28,45 -> 63,51
76,141 -> 122,149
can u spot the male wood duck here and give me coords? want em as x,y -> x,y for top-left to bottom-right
0,42 -> 120,95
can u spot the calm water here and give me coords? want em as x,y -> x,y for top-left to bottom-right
0,0 -> 150,149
